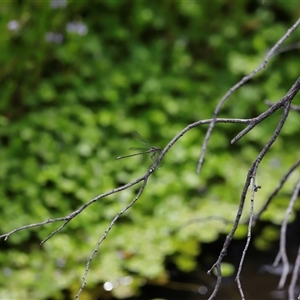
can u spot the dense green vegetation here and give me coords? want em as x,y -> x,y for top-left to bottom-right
1,1 -> 300,298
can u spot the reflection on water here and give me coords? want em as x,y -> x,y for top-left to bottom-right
123,237 -> 300,300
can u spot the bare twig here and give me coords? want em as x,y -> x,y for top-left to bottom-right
253,158 -> 300,224
236,177 -> 258,300
265,100 -> 300,113
289,243 -> 300,300
0,175 -> 148,242
207,91 -> 294,299
231,76 -> 300,144
75,178 -> 149,299
196,17 -> 300,175
0,217 -> 71,241
277,180 -> 300,289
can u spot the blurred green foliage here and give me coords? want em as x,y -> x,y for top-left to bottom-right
0,0 -> 300,298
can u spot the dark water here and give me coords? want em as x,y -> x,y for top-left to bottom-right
120,215 -> 300,300
129,242 -> 295,300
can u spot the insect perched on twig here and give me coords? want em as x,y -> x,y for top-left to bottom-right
116,131 -> 161,162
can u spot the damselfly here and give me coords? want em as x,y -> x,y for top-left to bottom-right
117,131 -> 161,162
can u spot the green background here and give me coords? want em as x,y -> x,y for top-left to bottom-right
1,1 -> 300,298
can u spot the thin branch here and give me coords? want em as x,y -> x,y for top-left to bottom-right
277,180 -> 300,289
253,158 -> 300,225
208,264 -> 222,300
289,243 -> 300,300
231,76 -> 300,144
207,167 -> 252,296
265,100 -> 300,113
236,177 -> 258,300
0,217 -> 70,241
196,17 -> 300,175
75,178 -> 149,299
0,175 -> 147,242
207,96 -> 292,299
152,117 -> 251,170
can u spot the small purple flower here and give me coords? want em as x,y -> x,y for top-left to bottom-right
7,20 -> 19,31
66,21 -> 88,36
